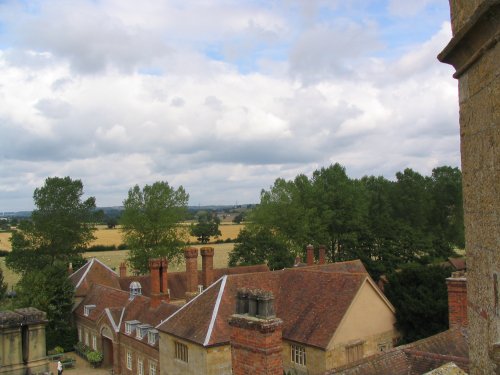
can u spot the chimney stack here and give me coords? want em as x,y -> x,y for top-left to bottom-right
229,289 -> 283,375
150,258 -> 169,308
306,244 -> 314,266
201,247 -> 214,288
184,247 -> 199,300
446,271 -> 467,328
318,245 -> 326,265
119,262 -> 127,277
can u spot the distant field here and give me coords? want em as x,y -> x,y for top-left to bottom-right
90,223 -> 244,247
0,242 -> 235,289
0,232 -> 11,250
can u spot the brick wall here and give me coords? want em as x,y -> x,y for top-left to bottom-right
446,274 -> 468,328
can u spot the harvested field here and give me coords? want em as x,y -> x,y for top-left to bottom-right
0,232 -> 11,250
0,242 -> 236,289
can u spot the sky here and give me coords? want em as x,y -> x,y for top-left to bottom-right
0,0 -> 459,212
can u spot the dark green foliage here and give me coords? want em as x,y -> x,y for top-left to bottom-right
15,265 -> 77,351
384,264 -> 452,343
0,250 -> 9,257
0,267 -> 6,299
190,211 -> 221,244
6,177 -> 99,274
229,227 -> 295,270
86,244 -> 117,252
106,217 -> 118,229
121,181 -> 189,274
233,163 -> 463,281
233,212 -> 245,224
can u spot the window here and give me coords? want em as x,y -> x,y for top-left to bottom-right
126,351 -> 132,370
378,342 -> 390,352
83,304 -> 96,316
78,327 -> 82,342
137,358 -> 144,375
92,334 -> 97,350
174,341 -> 188,362
125,320 -> 140,335
291,344 -> 306,366
148,329 -> 158,345
84,331 -> 89,346
149,361 -> 157,375
197,285 -> 203,293
346,342 -> 364,363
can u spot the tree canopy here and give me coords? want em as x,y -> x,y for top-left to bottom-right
6,176 -> 98,274
229,163 -> 464,280
121,181 -> 189,273
190,211 -> 221,244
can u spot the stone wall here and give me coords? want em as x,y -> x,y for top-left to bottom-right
438,1 -> 500,373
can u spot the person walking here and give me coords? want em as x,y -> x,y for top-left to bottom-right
57,360 -> 63,375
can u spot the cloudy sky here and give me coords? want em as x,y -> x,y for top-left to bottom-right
0,0 -> 459,211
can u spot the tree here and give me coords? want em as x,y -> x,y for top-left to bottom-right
232,212 -> 245,224
15,265 -> 76,351
121,181 -> 189,274
7,177 -> 98,274
190,211 -> 221,244
384,263 -> 452,343
0,267 -> 6,299
106,217 -> 118,229
228,226 -> 295,270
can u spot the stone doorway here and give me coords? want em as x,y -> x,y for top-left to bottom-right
102,336 -> 114,367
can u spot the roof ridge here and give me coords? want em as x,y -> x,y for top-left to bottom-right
204,275 -> 227,346
75,258 -> 95,289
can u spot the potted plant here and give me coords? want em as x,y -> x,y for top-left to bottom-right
87,350 -> 103,368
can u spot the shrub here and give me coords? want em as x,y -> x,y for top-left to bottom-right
86,245 -> 116,252
54,346 -> 64,354
87,350 -> 104,365
117,243 -> 128,250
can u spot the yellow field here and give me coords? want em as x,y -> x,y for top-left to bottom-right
0,232 -> 11,250
91,223 -> 244,247
0,243 -> 236,289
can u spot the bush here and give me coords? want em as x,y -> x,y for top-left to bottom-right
87,350 -> 104,365
0,250 -> 9,257
54,346 -> 64,354
117,243 -> 128,250
86,245 -> 116,252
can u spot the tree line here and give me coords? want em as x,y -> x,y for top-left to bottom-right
230,163 -> 464,279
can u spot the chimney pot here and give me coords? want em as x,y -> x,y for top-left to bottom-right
306,244 -> 314,266
319,245 -> 326,264
184,247 -> 199,296
119,262 -> 127,277
446,272 -> 467,328
201,246 -> 215,288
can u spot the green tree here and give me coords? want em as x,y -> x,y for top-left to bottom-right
229,226 -> 295,270
16,265 -> 76,350
0,267 -> 6,299
121,181 -> 189,274
190,211 -> 221,244
232,212 -> 245,224
106,217 -> 118,229
7,177 -> 98,274
384,263 -> 452,343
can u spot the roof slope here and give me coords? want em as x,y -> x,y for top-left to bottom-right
158,262 -> 371,349
70,258 -> 121,297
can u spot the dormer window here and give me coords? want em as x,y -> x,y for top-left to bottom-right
125,320 -> 140,335
198,285 -> 203,293
84,304 -> 96,317
129,281 -> 142,299
136,324 -> 152,340
148,329 -> 159,345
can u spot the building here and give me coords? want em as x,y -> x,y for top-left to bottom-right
71,246 -> 399,374
0,307 -> 49,375
438,0 -> 499,373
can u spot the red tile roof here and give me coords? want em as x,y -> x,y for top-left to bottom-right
157,261 -> 375,349
69,258 -> 121,297
326,328 -> 469,374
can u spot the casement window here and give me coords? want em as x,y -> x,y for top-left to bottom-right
149,361 -> 157,375
92,334 -> 97,350
136,324 -> 151,340
125,320 -> 140,335
137,358 -> 144,375
126,351 -> 133,370
78,327 -> 82,342
84,332 -> 89,346
346,342 -> 364,363
174,341 -> 188,362
290,344 -> 306,366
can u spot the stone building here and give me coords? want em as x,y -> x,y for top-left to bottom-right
0,307 -> 49,375
438,0 -> 499,373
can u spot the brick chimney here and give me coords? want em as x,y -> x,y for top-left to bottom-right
306,244 -> 314,266
229,289 -> 283,375
446,271 -> 467,328
201,246 -> 214,288
318,245 -> 326,265
119,262 -> 127,277
184,247 -> 199,300
150,258 -> 169,308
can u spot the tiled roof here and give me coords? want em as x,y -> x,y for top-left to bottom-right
326,328 -> 469,375
73,284 -> 130,322
117,264 -> 269,300
447,258 -> 466,271
158,262 -> 372,349
69,258 -> 121,297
